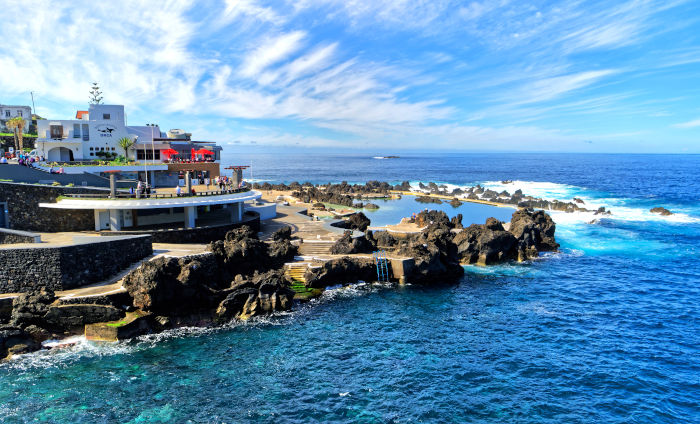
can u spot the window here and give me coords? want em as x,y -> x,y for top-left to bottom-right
49,125 -> 63,139
103,113 -> 110,120
4,111 -> 9,118
89,147 -> 93,151
73,124 -> 81,138
136,150 -> 161,160
17,111 -> 22,117
100,147 -> 104,151
90,152 -> 94,156
111,147 -> 115,151
82,124 -> 89,141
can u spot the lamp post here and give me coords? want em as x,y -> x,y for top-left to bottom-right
149,124 -> 156,167
138,135 -> 148,186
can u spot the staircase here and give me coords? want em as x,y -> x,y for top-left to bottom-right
298,240 -> 335,256
285,262 -> 308,283
284,262 -> 319,300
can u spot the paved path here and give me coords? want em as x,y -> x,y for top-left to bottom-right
260,205 -> 339,241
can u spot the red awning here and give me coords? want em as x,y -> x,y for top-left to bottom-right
194,148 -> 214,155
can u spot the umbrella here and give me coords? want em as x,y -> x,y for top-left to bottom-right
161,148 -> 178,157
195,148 -> 214,155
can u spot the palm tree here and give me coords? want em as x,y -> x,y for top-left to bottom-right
117,136 -> 135,158
5,117 -> 26,152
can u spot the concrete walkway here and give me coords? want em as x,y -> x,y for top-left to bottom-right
260,205 -> 339,241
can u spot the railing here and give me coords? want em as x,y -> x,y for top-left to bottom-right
61,187 -> 251,200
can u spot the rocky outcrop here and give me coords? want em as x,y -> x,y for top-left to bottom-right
1,287 -> 128,361
333,212 -> 371,232
330,231 -> 376,255
305,257 -> 378,288
209,226 -> 298,279
122,256 -> 222,315
453,220 -> 518,265
122,225 -> 299,324
416,195 -> 442,204
650,206 -> 673,216
452,209 -> 559,264
216,270 -> 294,321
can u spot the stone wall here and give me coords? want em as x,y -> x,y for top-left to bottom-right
0,182 -> 106,231
0,235 -> 152,294
0,228 -> 41,244
101,212 -> 260,243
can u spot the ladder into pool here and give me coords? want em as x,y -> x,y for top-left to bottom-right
373,250 -> 390,283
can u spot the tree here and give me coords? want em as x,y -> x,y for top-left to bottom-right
89,82 -> 103,104
6,117 -> 26,152
117,136 -> 135,158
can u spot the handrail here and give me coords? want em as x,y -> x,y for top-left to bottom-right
60,187 -> 251,200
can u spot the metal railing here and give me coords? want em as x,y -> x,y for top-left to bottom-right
61,187 -> 251,200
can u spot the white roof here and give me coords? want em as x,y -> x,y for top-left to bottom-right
39,190 -> 261,210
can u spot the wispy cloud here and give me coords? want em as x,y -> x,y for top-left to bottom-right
0,0 -> 697,152
673,118 -> 700,128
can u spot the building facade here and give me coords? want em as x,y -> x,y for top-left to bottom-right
35,103 -> 222,163
0,105 -> 32,132
36,104 -> 132,161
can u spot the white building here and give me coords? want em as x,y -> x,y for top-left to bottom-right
36,104 -> 136,161
0,104 -> 32,132
36,103 -> 222,163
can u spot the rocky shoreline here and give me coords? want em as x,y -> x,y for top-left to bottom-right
254,180 -> 613,215
2,181 -> 563,362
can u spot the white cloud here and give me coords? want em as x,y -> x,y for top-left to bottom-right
239,31 -> 306,78
673,118 -> 700,129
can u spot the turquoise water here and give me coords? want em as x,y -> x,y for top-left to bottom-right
1,153 -> 699,423
362,196 -> 514,227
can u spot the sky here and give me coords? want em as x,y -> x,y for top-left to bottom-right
1,0 -> 699,153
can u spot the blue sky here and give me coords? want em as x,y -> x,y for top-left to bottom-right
1,0 -> 699,152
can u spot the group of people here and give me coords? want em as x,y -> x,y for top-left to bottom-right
128,181 -> 152,198
163,157 -> 214,164
214,175 -> 232,191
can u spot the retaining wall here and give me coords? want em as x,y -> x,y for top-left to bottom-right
0,228 -> 41,244
0,182 -> 106,231
0,235 -> 152,294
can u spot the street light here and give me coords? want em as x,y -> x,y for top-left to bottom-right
137,135 -> 148,186
148,124 -> 156,167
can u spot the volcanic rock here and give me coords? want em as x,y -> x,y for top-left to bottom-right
650,207 -> 673,216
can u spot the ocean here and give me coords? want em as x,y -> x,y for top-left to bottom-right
1,152 -> 698,423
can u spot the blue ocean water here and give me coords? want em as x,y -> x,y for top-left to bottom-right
2,152 -> 699,423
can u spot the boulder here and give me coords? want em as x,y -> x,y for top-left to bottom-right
416,195 -> 442,204
271,226 -> 293,241
452,222 -> 517,265
10,288 -> 56,329
650,206 -> 673,216
372,231 -> 397,249
343,212 -> 371,232
0,325 -> 40,361
268,239 -> 298,268
304,257 -> 378,288
330,231 -> 376,255
449,198 -> 463,208
122,256 -> 222,315
508,209 -> 559,260
216,270 -> 294,321
364,203 -> 380,210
